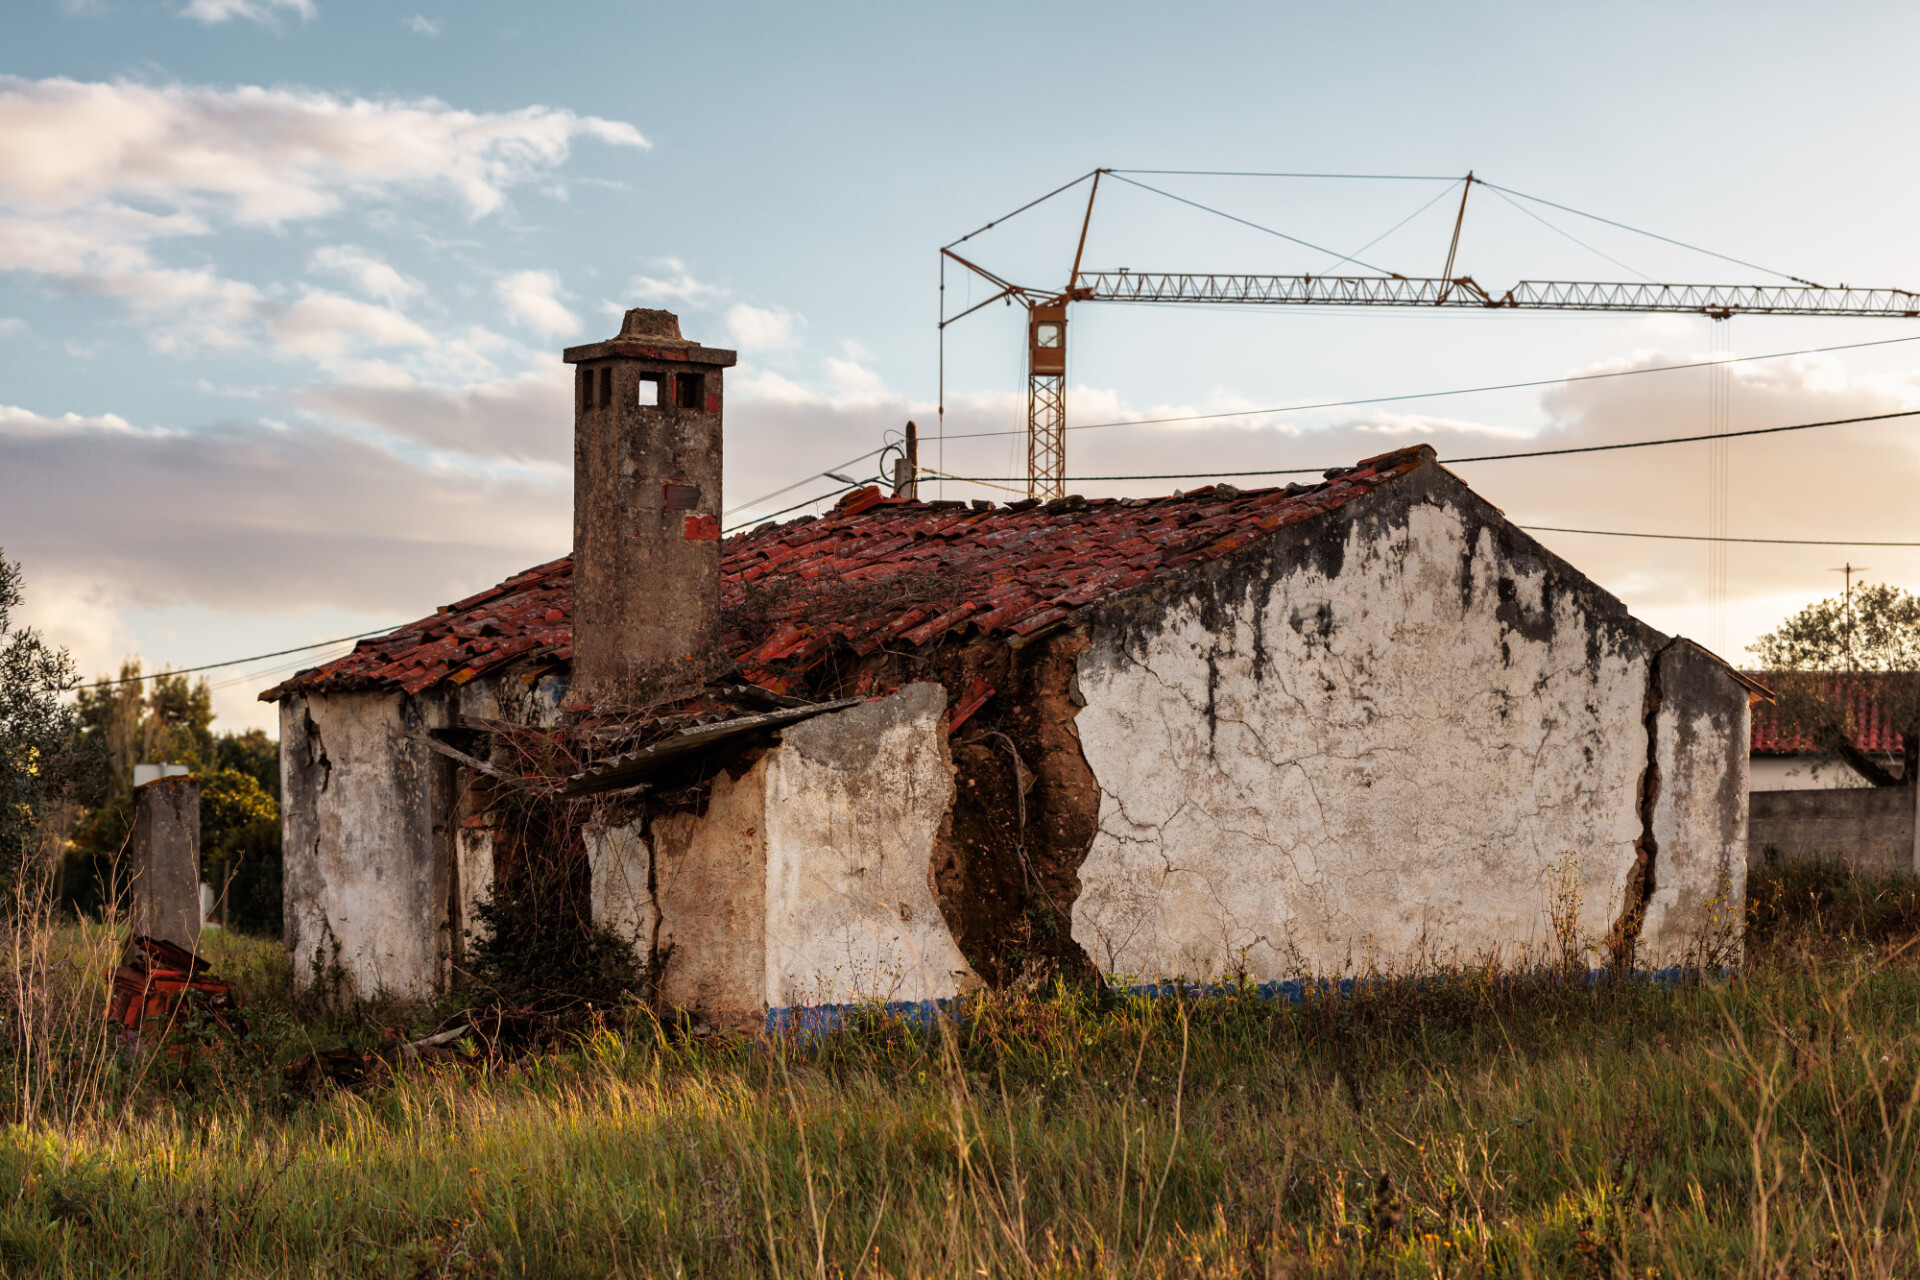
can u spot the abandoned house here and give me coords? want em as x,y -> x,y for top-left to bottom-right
263,308 -> 1758,1027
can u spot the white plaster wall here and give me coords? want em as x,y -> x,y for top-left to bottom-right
1071,500 -> 1654,982
1640,644 -> 1750,966
281,691 -> 449,998
586,819 -> 654,956
763,683 -> 978,1007
1750,755 -> 1879,791
454,823 -> 495,947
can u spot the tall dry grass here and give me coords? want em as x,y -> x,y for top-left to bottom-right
0,860 -> 1916,1276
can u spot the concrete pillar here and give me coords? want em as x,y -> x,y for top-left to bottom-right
563,308 -> 738,705
131,774 -> 200,951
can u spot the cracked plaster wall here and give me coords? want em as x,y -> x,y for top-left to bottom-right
281,689 -> 454,997
279,671 -> 562,999
1069,476 -> 1709,981
1639,641 -> 1750,964
764,683 -> 978,1010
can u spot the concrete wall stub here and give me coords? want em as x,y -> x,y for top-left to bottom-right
564,309 -> 739,705
1638,640 -> 1750,966
280,690 -> 454,998
763,683 -> 978,1009
131,774 -> 201,951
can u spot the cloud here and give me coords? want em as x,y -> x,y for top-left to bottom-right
497,270 -> 580,337
727,303 -> 798,351
626,259 -> 721,305
0,76 -> 645,348
301,365 -> 571,465
308,244 -> 423,306
178,0 -> 316,24
407,14 -> 441,35
269,290 -> 435,359
0,403 -> 566,618
0,318 -> 24,337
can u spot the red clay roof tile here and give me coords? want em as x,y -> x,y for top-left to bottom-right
263,447 -> 1433,700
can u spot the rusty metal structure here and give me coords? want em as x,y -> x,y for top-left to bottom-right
940,170 -> 1920,500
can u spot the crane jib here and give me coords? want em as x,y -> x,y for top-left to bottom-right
1073,273 -> 1920,317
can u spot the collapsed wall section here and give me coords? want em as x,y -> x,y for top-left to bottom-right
583,683 -> 977,1028
1068,466 -> 1671,982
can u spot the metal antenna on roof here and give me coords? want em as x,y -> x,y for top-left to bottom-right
1830,561 -> 1869,673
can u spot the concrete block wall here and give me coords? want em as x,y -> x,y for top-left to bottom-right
1748,787 -> 1919,875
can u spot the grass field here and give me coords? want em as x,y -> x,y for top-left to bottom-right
4,861 -> 1920,1278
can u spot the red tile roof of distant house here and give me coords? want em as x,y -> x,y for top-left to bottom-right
1748,673 -> 1909,755
262,444 -> 1433,701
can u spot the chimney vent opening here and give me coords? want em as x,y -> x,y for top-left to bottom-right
637,373 -> 663,407
674,373 -> 704,409
598,367 -> 612,408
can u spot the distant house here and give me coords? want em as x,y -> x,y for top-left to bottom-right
1749,674 -> 1907,791
262,309 -> 1760,1026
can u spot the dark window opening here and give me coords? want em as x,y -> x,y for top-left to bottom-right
675,372 -> 703,409
577,366 -> 591,411
598,367 -> 612,408
637,373 -> 664,407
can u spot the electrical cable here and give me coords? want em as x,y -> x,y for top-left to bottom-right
1104,173 -> 1398,276
722,445 -> 886,518
77,627 -> 408,689
1478,180 -> 1825,287
919,406 -> 1920,483
929,332 -> 1920,442
1520,526 -> 1920,547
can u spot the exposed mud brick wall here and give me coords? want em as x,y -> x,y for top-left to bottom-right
280,689 -> 455,997
1067,464 -> 1680,981
1750,787 -> 1918,875
651,757 -> 769,1027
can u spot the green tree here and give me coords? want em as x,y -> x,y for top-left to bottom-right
0,552 -> 84,886
1749,581 -> 1920,787
74,661 -> 215,800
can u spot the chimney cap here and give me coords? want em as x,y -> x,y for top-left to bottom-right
563,308 -> 738,367
619,308 -> 684,341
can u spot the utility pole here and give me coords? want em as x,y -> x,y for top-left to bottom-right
892,420 -> 920,498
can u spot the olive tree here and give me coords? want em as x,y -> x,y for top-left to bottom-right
1748,581 -> 1920,786
0,552 -> 83,885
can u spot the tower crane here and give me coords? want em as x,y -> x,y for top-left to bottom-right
939,170 -> 1920,500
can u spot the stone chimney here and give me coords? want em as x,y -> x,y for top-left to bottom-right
564,309 -> 738,704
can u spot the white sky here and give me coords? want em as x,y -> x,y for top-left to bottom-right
4,1 -> 1920,732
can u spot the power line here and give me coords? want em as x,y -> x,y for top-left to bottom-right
78,627 -> 404,689
930,332 -> 1920,442
723,477 -> 876,534
922,406 -> 1920,483
723,445 -> 886,518
1522,526 -> 1920,547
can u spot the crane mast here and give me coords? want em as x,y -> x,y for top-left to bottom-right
940,171 -> 1920,500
